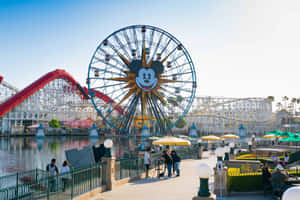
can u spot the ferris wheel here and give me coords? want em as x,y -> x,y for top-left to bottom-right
87,25 -> 197,135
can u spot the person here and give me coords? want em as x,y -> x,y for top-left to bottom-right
171,151 -> 181,177
144,148 -> 151,178
284,153 -> 289,166
271,164 -> 289,197
262,162 -> 271,195
161,150 -> 173,178
60,160 -> 71,192
46,158 -> 59,192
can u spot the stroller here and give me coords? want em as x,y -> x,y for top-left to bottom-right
155,158 -> 165,178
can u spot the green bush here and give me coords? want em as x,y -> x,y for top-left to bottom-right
48,118 -> 60,128
175,118 -> 186,128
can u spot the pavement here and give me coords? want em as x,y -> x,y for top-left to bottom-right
91,152 -> 272,200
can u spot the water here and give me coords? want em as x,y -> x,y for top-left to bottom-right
0,136 -> 150,176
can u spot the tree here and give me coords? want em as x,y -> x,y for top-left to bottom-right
276,102 -> 282,111
48,118 -> 60,128
282,96 -> 289,109
267,96 -> 275,102
175,118 -> 186,129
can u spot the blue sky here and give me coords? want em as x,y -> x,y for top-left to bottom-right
1,0 -> 300,101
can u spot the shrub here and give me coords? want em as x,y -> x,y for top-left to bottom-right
48,118 -> 60,128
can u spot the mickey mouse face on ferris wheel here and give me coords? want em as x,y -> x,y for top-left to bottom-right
136,68 -> 158,92
128,60 -> 164,92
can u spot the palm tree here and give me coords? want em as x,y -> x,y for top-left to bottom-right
282,96 -> 289,110
276,102 -> 282,111
267,96 -> 275,102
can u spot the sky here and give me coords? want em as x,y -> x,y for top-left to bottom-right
1,0 -> 300,102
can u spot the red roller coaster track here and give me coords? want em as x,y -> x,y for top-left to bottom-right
0,69 -> 122,118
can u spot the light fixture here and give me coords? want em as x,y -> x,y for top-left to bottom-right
248,141 -> 252,151
104,139 -> 113,157
229,142 -> 235,155
215,147 -> 223,161
282,186 -> 300,200
196,163 -> 212,197
224,146 -> 230,160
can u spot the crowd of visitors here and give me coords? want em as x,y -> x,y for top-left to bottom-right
144,148 -> 182,179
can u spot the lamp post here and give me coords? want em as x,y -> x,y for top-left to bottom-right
104,139 -> 113,157
229,142 -> 234,155
197,139 -> 203,159
248,141 -> 252,152
224,146 -> 230,161
195,163 -> 213,198
215,147 -> 223,162
282,186 -> 300,200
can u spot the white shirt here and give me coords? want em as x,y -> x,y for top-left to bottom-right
60,166 -> 71,179
144,152 -> 150,165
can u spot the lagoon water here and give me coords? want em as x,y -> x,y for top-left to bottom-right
0,136 -> 148,176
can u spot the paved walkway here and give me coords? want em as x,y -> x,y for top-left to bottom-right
91,152 -> 270,200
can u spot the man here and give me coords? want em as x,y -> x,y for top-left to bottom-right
271,164 -> 289,197
161,150 -> 173,178
46,158 -> 59,192
144,148 -> 151,178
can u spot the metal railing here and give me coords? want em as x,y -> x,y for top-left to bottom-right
0,169 -> 48,190
0,162 -> 106,200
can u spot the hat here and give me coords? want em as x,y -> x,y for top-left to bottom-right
276,164 -> 284,170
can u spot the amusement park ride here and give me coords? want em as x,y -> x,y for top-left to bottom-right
87,25 -> 197,135
0,25 -> 273,135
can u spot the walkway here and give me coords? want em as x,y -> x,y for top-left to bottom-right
91,152 -> 269,200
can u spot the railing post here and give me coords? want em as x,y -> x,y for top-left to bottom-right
47,176 -> 50,200
90,164 -> 92,191
71,168 -> 74,199
16,172 -> 19,200
35,168 -> 38,182
102,157 -> 115,191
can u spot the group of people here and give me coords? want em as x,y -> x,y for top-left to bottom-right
46,158 -> 71,192
262,162 -> 291,197
144,148 -> 181,179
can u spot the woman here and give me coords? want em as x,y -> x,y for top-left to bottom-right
60,160 -> 71,192
171,151 -> 181,177
262,162 -> 271,196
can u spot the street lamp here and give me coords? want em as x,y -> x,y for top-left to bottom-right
224,146 -> 230,161
196,163 -> 212,197
282,186 -> 300,200
229,142 -> 234,155
248,141 -> 252,152
215,147 -> 223,161
104,139 -> 113,157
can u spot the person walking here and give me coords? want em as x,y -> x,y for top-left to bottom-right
161,150 -> 173,178
60,160 -> 71,192
46,158 -> 59,192
144,148 -> 151,178
171,151 -> 181,177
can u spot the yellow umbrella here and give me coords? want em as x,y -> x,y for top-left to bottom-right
152,136 -> 191,146
221,134 -> 240,139
148,136 -> 160,140
178,135 -> 189,138
264,134 -> 276,139
201,135 -> 221,141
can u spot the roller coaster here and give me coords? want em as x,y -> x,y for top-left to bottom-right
0,69 -> 122,134
0,70 -> 274,135
183,96 -> 274,135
